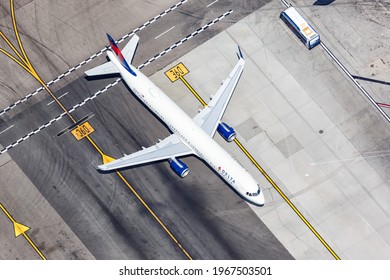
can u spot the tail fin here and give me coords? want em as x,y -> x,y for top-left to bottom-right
106,33 -> 137,76
85,34 -> 139,77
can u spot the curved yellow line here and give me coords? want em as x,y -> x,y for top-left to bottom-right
10,0 -> 32,68
0,48 -> 32,74
0,31 -> 29,65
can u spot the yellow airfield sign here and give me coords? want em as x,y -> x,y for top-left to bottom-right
165,62 -> 189,82
71,122 -> 95,141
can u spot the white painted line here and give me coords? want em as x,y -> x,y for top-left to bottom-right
0,10 -> 233,155
0,0 -> 189,117
207,0 -> 219,8
155,26 -> 175,40
0,125 -> 14,135
47,92 -> 68,106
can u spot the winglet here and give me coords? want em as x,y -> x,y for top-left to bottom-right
237,46 -> 244,60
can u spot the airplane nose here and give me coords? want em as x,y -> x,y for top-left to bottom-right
253,191 -> 265,207
246,190 -> 265,207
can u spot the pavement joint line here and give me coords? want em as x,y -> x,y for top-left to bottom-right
0,11 -> 232,155
320,41 -> 390,124
177,61 -> 341,260
0,8 -> 231,259
279,0 -> 390,124
1,0 -> 194,260
0,0 -> 188,117
0,0 -> 192,260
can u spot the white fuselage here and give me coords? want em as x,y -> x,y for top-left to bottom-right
108,51 -> 264,206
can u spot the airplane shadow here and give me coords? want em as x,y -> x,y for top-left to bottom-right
352,75 -> 390,86
313,0 -> 335,5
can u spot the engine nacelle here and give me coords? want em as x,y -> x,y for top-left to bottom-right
217,122 -> 236,142
169,158 -> 189,178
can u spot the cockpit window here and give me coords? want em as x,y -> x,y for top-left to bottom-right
246,186 -> 261,197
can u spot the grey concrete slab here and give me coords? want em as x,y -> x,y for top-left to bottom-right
258,145 -> 286,169
1,0 -> 291,260
344,232 -> 390,260
365,136 -> 390,181
1,0 -> 389,261
378,221 -> 390,248
0,146 -> 94,259
275,134 -> 302,158
236,117 -> 263,142
320,204 -> 375,252
198,0 -> 390,259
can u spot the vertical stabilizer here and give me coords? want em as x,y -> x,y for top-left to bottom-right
106,33 -> 137,76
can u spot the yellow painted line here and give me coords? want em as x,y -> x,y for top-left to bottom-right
0,48 -> 32,74
0,2 -> 193,259
0,203 -> 47,260
0,31 -> 29,66
165,62 -> 189,82
233,139 -> 340,260
179,76 -> 207,106
116,171 -> 193,260
178,71 -> 341,260
10,0 -> 32,68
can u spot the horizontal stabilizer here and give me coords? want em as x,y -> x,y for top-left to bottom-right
85,61 -> 119,76
85,34 -> 139,77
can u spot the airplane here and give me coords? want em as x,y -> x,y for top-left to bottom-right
85,33 -> 264,207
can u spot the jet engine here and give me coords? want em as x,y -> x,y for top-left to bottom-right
217,122 -> 236,142
169,158 -> 189,178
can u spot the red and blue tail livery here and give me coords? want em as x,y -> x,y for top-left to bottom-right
106,33 -> 137,76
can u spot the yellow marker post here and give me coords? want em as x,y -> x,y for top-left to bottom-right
0,203 -> 46,260
165,62 -> 189,82
71,122 -> 95,141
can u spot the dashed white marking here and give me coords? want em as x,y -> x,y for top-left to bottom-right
47,92 -> 68,106
0,10 -> 233,155
207,0 -> 219,8
0,0 -> 188,117
155,26 -> 175,40
0,125 -> 14,135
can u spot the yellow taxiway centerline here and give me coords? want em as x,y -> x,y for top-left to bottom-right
0,0 -> 193,260
0,203 -> 47,260
176,63 -> 341,260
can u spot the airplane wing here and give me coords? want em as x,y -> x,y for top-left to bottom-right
97,134 -> 194,171
193,50 -> 245,137
85,34 -> 139,77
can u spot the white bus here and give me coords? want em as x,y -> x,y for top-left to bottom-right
280,7 -> 320,49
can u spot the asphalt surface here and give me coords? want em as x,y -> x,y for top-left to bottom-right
0,0 -> 292,259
